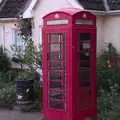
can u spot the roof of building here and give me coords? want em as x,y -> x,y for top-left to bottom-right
77,0 -> 120,11
0,0 -> 30,18
0,0 -> 120,19
108,0 -> 120,10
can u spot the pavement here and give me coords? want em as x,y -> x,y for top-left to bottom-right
0,110 -> 43,120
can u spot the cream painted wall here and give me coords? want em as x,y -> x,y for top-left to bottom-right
96,16 -> 104,55
32,0 -> 104,54
0,21 -> 18,56
32,0 -> 83,47
103,15 -> 120,53
32,0 -> 120,55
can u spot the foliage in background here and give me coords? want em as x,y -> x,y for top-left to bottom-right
24,38 -> 35,69
11,44 -> 25,70
19,18 -> 32,40
0,45 -> 18,107
0,18 -> 42,109
17,70 -> 35,80
11,19 -> 35,70
0,70 -> 18,107
36,44 -> 42,66
0,46 -> 11,72
97,43 -> 120,120
19,18 -> 42,67
0,85 -> 16,106
0,70 -> 18,83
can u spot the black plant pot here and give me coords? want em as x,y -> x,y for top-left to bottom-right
16,77 -> 34,105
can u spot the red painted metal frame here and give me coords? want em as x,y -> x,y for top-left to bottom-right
42,8 -> 97,120
72,28 -> 97,120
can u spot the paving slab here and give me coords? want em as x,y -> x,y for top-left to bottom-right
0,110 -> 43,120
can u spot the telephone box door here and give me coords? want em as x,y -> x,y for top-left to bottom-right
73,28 -> 97,119
43,29 -> 69,120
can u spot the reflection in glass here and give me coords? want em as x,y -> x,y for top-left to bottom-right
80,82 -> 90,87
49,52 -> 63,60
48,34 -> 65,42
80,43 -> 90,51
49,81 -> 63,89
80,33 -> 90,41
80,71 -> 90,80
80,62 -> 90,69
49,100 -> 64,109
49,91 -> 64,99
50,44 -> 62,52
49,72 -> 64,80
47,33 -> 66,110
80,52 -> 90,61
49,62 -> 64,70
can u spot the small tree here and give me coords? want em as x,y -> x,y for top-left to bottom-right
36,44 -> 42,66
18,18 -> 35,69
11,18 -> 41,70
24,37 -> 35,69
11,44 -> 25,70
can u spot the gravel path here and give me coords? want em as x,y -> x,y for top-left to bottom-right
0,110 -> 43,120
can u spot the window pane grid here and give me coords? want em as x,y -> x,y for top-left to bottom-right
47,52 -> 64,60
49,100 -> 65,109
47,33 -> 66,110
49,91 -> 65,99
48,61 -> 65,70
80,62 -> 90,70
48,33 -> 65,43
48,71 -> 65,80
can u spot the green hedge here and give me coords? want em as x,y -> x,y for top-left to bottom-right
0,85 -> 16,106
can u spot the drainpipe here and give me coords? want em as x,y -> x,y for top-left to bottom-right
65,0 -> 83,9
102,0 -> 110,11
3,24 -> 5,52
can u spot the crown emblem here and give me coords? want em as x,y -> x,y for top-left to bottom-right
83,13 -> 87,18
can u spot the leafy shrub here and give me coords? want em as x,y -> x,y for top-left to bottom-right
97,48 -> 120,120
0,46 -> 11,72
0,70 -> 18,108
0,85 -> 16,106
97,51 -> 120,92
98,90 -> 111,120
17,70 -> 35,80
0,70 -> 18,84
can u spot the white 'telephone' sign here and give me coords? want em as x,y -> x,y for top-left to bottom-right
47,19 -> 68,25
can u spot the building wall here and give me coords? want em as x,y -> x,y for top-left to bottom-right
96,16 -> 104,55
0,20 -> 18,56
32,0 -> 105,55
32,0 -> 120,55
103,15 -> 120,53
32,0 -> 83,48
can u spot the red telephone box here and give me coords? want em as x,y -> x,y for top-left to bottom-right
42,8 -> 97,120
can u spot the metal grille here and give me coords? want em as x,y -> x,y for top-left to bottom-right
47,33 -> 66,110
